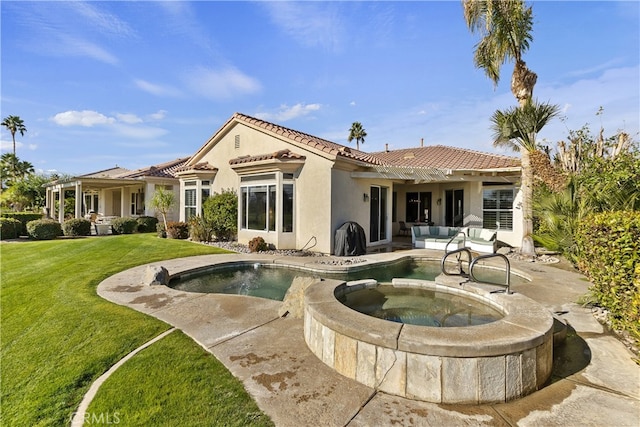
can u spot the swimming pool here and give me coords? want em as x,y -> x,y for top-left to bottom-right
170,259 -> 524,301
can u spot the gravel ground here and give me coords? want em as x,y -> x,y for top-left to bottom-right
199,240 -> 367,265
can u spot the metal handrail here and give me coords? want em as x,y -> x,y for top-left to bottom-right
445,230 -> 467,253
469,253 -> 512,294
440,247 -> 473,277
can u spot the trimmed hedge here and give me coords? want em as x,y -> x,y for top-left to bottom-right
166,221 -> 189,239
111,217 -> 138,235
575,211 -> 640,344
136,216 -> 159,233
62,218 -> 92,237
1,212 -> 43,236
0,218 -> 23,240
26,219 -> 62,240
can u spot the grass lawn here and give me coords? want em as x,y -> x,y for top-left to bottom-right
1,234 -> 274,426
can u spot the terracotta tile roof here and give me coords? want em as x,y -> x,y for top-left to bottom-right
372,145 -> 520,170
176,161 -> 218,173
233,112 -> 385,165
116,157 -> 190,179
229,149 -> 306,165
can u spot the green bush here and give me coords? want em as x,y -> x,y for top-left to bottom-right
0,217 -> 22,239
203,189 -> 237,241
248,236 -> 268,252
136,216 -> 159,233
26,219 -> 62,240
166,221 -> 189,239
110,217 -> 139,235
1,212 -> 43,236
575,211 -> 639,345
189,216 -> 213,242
62,218 -> 92,237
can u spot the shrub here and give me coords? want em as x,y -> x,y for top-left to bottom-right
62,218 -> 92,237
136,216 -> 159,233
26,219 -> 62,240
575,211 -> 639,345
189,216 -> 213,242
1,212 -> 43,236
248,236 -> 268,252
110,217 -> 138,235
166,221 -> 189,239
203,189 -> 237,241
156,222 -> 166,238
0,217 -> 22,240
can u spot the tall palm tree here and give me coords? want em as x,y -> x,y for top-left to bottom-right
348,122 -> 367,151
1,115 -> 27,157
491,99 -> 560,256
463,0 -> 537,106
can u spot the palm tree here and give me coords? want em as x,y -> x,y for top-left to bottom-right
0,153 -> 34,188
348,122 -> 367,151
463,0 -> 537,106
491,99 -> 560,256
1,115 -> 27,157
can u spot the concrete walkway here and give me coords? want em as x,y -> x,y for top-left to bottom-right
97,250 -> 640,427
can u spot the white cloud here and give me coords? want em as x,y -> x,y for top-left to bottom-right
261,2 -> 345,52
255,103 -> 322,122
116,113 -> 143,124
68,1 -> 134,38
184,66 -> 261,100
52,110 -> 115,127
57,35 -> 119,65
135,79 -> 182,97
147,110 -> 168,121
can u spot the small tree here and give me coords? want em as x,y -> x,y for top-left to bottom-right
149,187 -> 175,232
203,189 -> 237,241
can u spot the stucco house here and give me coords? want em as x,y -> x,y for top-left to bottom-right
45,112 -> 523,253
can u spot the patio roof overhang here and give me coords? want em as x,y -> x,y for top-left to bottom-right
45,177 -> 144,191
350,165 -> 521,184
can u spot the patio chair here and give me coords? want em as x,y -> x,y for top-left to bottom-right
398,221 -> 410,236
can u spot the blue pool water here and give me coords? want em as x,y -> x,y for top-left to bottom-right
171,259 -> 521,301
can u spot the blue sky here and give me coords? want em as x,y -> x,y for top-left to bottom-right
2,1 -> 638,176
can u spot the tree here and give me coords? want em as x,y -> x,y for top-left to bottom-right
1,115 -> 27,157
491,99 -> 560,256
1,153 -> 34,188
149,187 -> 175,232
347,122 -> 367,151
463,0 -> 537,106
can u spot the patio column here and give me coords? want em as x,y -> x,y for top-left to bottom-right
121,187 -> 127,217
58,189 -> 65,223
75,182 -> 83,218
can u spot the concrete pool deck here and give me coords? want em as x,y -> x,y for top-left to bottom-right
97,249 -> 640,427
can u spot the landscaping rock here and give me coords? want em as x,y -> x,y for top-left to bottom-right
142,265 -> 170,286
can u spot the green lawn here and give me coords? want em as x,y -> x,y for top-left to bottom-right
0,234 -> 273,426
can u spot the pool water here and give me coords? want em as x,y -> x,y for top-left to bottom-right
170,259 -> 520,301
337,286 -> 503,327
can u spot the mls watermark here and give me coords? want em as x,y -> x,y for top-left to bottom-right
70,412 -> 121,425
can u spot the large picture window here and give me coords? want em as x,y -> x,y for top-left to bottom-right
240,173 -> 294,233
483,188 -> 514,230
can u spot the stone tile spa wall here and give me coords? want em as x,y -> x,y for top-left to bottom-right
304,278 -> 554,404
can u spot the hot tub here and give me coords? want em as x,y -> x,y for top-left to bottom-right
303,278 -> 553,404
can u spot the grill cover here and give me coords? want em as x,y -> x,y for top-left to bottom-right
333,221 -> 367,256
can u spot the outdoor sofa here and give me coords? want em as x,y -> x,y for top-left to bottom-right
411,225 -> 497,253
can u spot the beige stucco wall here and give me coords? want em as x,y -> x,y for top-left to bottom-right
190,122 -> 343,253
